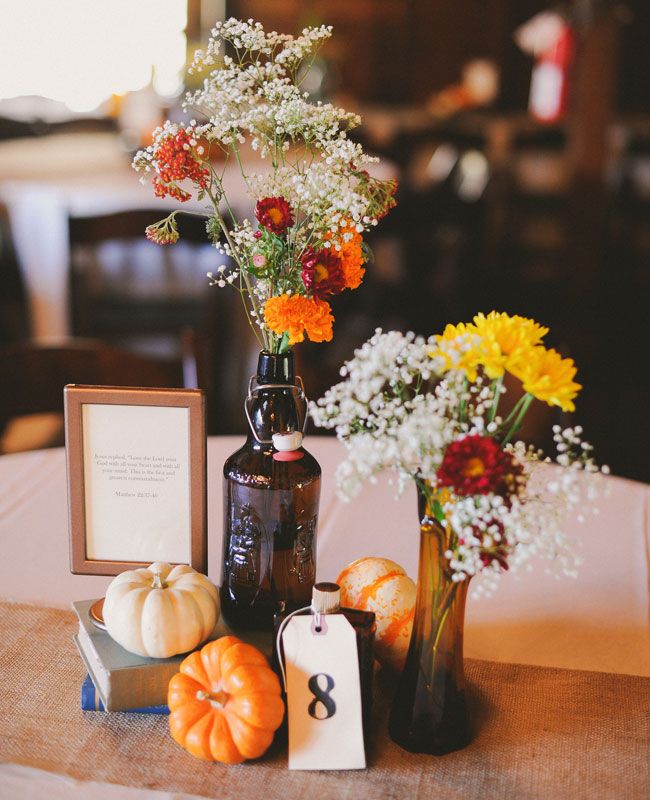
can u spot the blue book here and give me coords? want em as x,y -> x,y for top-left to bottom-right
73,598 -> 270,711
72,599 -> 187,711
81,674 -> 169,714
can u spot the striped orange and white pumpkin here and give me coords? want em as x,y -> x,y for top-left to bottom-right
337,557 -> 416,671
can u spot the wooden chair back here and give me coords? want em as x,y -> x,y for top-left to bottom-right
68,209 -> 210,341
0,338 -> 185,429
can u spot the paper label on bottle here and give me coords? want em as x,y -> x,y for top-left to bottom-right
282,614 -> 366,770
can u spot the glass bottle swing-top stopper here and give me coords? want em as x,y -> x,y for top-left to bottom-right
272,431 -> 304,461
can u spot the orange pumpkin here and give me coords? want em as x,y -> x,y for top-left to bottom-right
168,635 -> 285,763
337,557 -> 416,671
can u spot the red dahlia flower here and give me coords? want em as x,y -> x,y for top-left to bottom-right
300,247 -> 346,299
255,196 -> 294,235
437,435 -> 524,498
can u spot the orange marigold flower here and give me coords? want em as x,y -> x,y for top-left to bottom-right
328,221 -> 365,289
264,294 -> 334,345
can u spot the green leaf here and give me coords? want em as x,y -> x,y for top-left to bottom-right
278,331 -> 290,353
361,241 -> 375,264
432,500 -> 446,523
206,217 -> 221,244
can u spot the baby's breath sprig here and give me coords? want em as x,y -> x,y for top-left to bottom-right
132,17 -> 397,354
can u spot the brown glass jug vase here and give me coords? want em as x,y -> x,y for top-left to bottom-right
388,484 -> 471,754
220,351 -> 321,632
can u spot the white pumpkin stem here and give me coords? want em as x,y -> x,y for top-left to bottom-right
196,689 -> 228,709
151,573 -> 166,590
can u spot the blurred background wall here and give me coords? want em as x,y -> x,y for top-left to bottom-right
0,0 -> 648,479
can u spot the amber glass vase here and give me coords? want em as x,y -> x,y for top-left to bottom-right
388,484 -> 471,754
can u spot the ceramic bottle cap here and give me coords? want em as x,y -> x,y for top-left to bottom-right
312,582 -> 341,614
272,431 -> 303,451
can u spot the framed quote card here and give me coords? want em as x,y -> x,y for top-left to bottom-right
65,385 -> 206,575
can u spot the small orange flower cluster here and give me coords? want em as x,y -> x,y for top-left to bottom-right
152,129 -> 209,202
329,222 -> 365,290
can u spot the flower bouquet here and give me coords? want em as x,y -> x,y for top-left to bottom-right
311,312 -> 606,754
133,18 -> 396,354
133,18 -> 397,632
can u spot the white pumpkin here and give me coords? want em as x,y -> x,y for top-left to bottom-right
103,562 -> 220,658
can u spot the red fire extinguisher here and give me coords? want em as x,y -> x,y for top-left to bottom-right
528,20 -> 575,123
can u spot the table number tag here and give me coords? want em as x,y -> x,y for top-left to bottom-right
282,614 -> 366,770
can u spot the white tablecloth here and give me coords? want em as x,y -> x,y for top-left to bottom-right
1,437 -> 648,677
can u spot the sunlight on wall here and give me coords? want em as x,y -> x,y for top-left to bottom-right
0,0 -> 187,111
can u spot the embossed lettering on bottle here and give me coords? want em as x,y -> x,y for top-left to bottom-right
226,504 -> 267,604
291,517 -> 317,584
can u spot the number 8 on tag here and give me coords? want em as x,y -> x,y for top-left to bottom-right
308,673 -> 336,719
282,615 -> 366,770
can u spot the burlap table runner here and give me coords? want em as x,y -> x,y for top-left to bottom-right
1,601 -> 648,800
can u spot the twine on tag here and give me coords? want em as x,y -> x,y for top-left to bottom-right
311,611 -> 328,636
275,605 -> 311,691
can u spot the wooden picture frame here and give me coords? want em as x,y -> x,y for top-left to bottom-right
65,385 -> 206,576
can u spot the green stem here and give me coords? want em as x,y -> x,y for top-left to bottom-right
458,377 -> 469,424
502,393 -> 534,445
231,141 -> 253,194
431,583 -> 458,657
277,332 -> 290,354
500,392 -> 527,429
487,374 -> 504,424
208,160 -> 238,230
205,187 -> 269,350
420,529 -> 459,688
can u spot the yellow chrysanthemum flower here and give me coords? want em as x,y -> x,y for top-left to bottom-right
429,322 -> 481,381
472,311 -> 549,379
509,347 -> 582,412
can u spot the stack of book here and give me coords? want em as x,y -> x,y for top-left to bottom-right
72,598 -> 273,713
